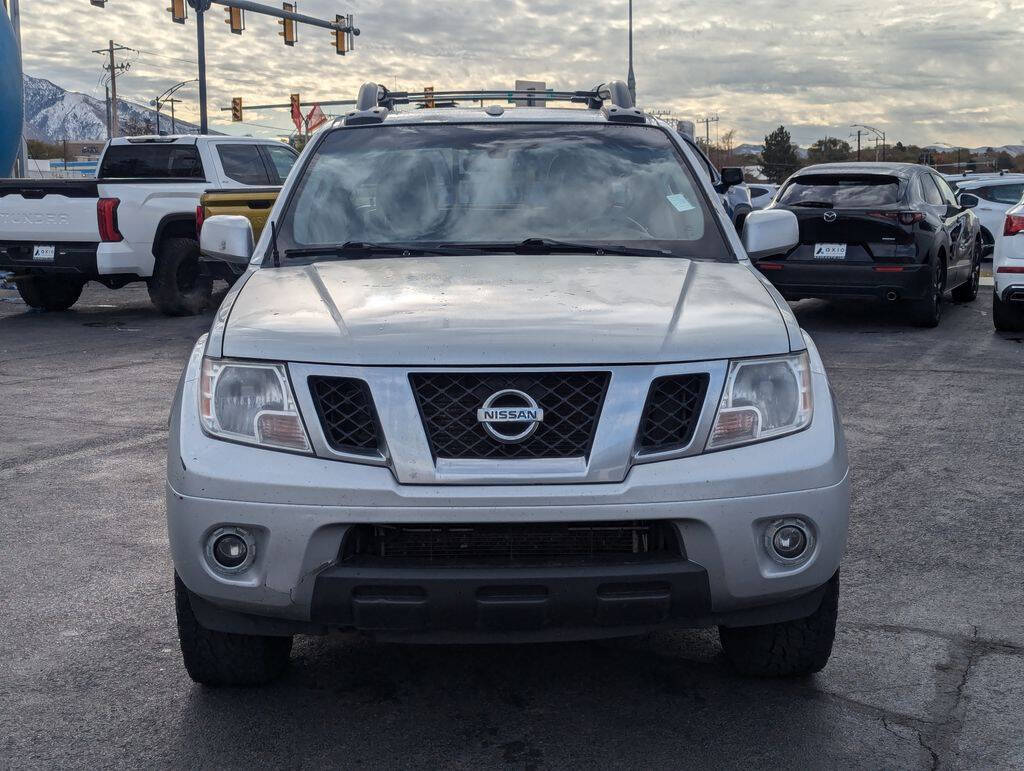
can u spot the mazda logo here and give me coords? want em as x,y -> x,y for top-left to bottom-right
476,389 -> 544,443
823,211 -> 837,222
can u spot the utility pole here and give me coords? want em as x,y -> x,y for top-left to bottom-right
856,129 -> 862,161
92,41 -> 131,138
696,114 -> 719,164
626,0 -> 636,105
167,98 -> 181,133
105,85 -> 112,138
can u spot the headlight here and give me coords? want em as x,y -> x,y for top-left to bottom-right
199,357 -> 311,452
708,351 -> 813,450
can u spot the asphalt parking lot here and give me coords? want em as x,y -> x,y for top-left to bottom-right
1,280 -> 1022,769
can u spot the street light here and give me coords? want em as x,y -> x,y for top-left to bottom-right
850,123 -> 886,161
152,79 -> 198,134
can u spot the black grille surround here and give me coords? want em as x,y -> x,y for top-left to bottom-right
341,521 -> 684,567
409,372 -> 609,460
636,373 -> 710,454
308,376 -> 383,456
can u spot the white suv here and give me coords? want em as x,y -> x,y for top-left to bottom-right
953,174 -> 1024,255
168,81 -> 850,686
993,197 -> 1024,331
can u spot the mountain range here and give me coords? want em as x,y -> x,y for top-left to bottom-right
22,74 -> 200,143
733,142 -> 1024,158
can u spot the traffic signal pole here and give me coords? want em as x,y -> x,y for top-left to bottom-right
184,0 -> 358,134
194,0 -> 209,133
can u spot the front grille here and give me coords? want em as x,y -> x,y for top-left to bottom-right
637,374 -> 709,453
308,376 -> 382,455
341,521 -> 683,566
409,372 -> 609,460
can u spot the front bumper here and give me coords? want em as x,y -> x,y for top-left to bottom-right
167,337 -> 850,640
755,260 -> 931,301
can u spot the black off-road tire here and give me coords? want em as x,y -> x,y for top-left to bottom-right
719,571 -> 839,678
907,258 -> 944,327
993,292 -> 1024,332
951,239 -> 982,303
175,573 -> 292,687
147,236 -> 211,316
15,276 -> 84,311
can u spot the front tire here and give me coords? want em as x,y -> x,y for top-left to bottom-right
951,239 -> 981,303
147,236 -> 211,316
175,573 -> 292,687
15,276 -> 84,311
719,571 -> 839,677
993,292 -> 1024,332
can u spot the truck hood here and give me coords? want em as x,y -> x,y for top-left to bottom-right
221,255 -> 792,365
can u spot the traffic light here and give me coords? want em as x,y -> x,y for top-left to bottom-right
332,15 -> 347,55
279,2 -> 297,46
231,98 -> 243,122
90,1 -> 107,7
225,7 -> 244,34
424,86 -> 435,109
168,0 -> 186,24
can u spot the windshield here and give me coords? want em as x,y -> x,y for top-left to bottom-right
778,174 -> 903,208
273,123 -> 731,263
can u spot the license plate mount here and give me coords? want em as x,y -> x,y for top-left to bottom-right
813,243 -> 847,260
33,245 -> 56,262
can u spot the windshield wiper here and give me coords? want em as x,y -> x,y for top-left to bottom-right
283,241 -> 481,260
789,200 -> 835,208
442,238 -> 676,258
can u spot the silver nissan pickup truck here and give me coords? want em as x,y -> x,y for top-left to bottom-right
168,81 -> 850,686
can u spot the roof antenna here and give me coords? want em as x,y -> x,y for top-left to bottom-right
270,219 -> 281,268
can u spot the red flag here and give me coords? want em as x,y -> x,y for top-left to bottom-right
305,103 -> 327,132
290,94 -> 303,133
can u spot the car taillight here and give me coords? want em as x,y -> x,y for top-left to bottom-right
195,204 -> 205,236
868,211 -> 924,225
97,198 -> 122,242
1004,214 -> 1024,236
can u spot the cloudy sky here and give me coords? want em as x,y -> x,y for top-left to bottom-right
16,0 -> 1024,147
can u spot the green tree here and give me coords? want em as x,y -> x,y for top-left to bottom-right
807,137 -> 852,164
759,125 -> 800,183
26,139 -> 64,160
996,151 -> 1014,170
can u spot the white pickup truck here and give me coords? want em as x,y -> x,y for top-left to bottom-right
0,135 -> 297,315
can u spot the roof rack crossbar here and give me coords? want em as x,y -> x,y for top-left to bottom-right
378,89 -> 603,110
342,80 -> 643,125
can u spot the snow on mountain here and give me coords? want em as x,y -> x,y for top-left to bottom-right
22,74 -> 200,143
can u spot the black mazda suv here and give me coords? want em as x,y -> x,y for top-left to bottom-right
755,162 -> 982,326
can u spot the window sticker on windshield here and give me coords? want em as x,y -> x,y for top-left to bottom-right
666,193 -> 695,212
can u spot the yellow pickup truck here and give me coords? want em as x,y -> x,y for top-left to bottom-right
198,186 -> 280,282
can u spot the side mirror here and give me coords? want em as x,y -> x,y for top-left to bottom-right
200,215 -> 254,265
717,166 -> 744,192
958,193 -> 979,209
741,209 -> 799,261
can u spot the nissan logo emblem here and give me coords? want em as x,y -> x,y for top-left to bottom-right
476,389 -> 544,443
823,211 -> 838,222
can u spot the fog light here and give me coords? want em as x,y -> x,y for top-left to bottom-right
772,526 -> 807,559
206,527 -> 256,574
764,519 -> 814,565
